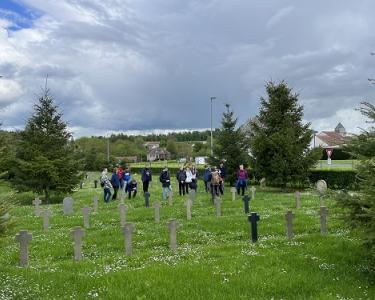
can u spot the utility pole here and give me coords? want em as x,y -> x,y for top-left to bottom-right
107,135 -> 110,163
210,96 -> 216,156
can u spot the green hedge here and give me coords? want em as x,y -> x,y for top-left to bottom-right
127,167 -> 358,190
308,169 -> 358,190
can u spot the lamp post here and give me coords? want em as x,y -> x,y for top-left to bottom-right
210,96 -> 216,156
107,134 -> 110,163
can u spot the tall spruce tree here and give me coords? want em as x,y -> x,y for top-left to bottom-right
337,102 -> 375,250
250,81 -> 320,188
12,89 -> 83,202
211,104 -> 248,185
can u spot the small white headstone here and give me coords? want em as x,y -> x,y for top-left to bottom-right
185,199 -> 193,220
71,226 -> 85,261
63,197 -> 74,215
214,197 -> 222,217
122,223 -> 135,256
15,230 -> 32,267
32,198 -> 42,217
167,219 -> 178,251
93,196 -> 99,213
82,207 -> 91,228
119,204 -> 128,227
230,187 -> 236,201
41,209 -> 52,232
153,202 -> 161,223
251,186 -> 256,200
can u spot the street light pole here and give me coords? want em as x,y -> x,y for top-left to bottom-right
107,135 -> 110,163
210,96 -> 216,156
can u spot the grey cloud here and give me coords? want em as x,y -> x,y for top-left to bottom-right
0,0 -> 374,135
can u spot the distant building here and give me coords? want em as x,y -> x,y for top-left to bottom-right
147,147 -> 171,161
195,156 -> 208,165
313,123 -> 350,149
116,156 -> 138,163
144,141 -> 160,151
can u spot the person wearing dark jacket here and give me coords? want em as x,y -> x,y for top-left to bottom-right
127,176 -> 138,199
203,165 -> 211,193
176,167 -> 187,196
141,166 -> 152,193
110,167 -> 120,200
159,167 -> 172,200
218,162 -> 226,195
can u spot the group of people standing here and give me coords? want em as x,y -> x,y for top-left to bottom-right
99,162 -> 249,203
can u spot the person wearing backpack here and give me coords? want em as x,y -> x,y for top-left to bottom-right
237,164 -> 248,196
100,168 -> 112,204
209,167 -> 220,202
190,165 -> 198,191
141,166 -> 152,193
218,161 -> 226,195
159,167 -> 172,200
176,166 -> 187,196
110,167 -> 120,200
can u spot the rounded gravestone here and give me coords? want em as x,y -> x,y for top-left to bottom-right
316,180 -> 327,196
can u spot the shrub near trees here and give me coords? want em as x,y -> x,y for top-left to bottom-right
337,102 -> 375,251
10,90 -> 83,203
249,81 -> 320,188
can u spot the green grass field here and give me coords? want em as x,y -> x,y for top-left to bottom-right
0,173 -> 373,299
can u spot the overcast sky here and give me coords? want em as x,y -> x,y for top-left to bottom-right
0,0 -> 374,137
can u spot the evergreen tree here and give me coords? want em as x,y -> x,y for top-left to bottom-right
250,81 -> 320,188
211,104 -> 248,185
11,90 -> 83,202
337,102 -> 375,250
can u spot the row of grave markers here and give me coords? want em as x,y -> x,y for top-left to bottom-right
15,205 -> 329,267
32,190 -> 325,233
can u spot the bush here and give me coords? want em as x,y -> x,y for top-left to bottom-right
309,169 -> 358,190
0,195 -> 16,236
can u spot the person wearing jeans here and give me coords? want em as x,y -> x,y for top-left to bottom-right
160,167 -> 172,200
236,164 -> 248,196
100,168 -> 112,203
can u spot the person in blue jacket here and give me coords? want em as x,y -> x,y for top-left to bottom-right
110,167 -> 120,200
203,165 -> 211,193
218,161 -> 226,195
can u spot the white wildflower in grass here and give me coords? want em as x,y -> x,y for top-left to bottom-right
87,290 -> 99,298
319,263 -> 335,270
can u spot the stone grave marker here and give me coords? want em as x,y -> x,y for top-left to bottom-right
189,190 -> 196,203
119,203 -> 128,227
71,226 -> 85,261
251,186 -> 256,200
167,219 -> 178,251
63,197 -> 73,215
82,207 -> 91,228
93,195 -> 99,213
32,198 -> 42,217
122,223 -> 135,256
168,190 -> 174,207
15,230 -> 32,267
316,180 -> 328,206
41,209 -> 52,232
214,197 -> 222,217
295,191 -> 301,209
248,212 -> 260,243
94,180 -> 98,188
153,202 -> 161,223
320,206 -> 328,234
144,192 -> 150,208
285,210 -> 294,239
242,195 -> 251,214
230,187 -> 236,201
260,178 -> 266,188
185,199 -> 193,220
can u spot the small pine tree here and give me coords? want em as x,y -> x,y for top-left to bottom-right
11,89 -> 83,203
337,102 -> 375,250
250,81 -> 320,188
211,104 -> 249,185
